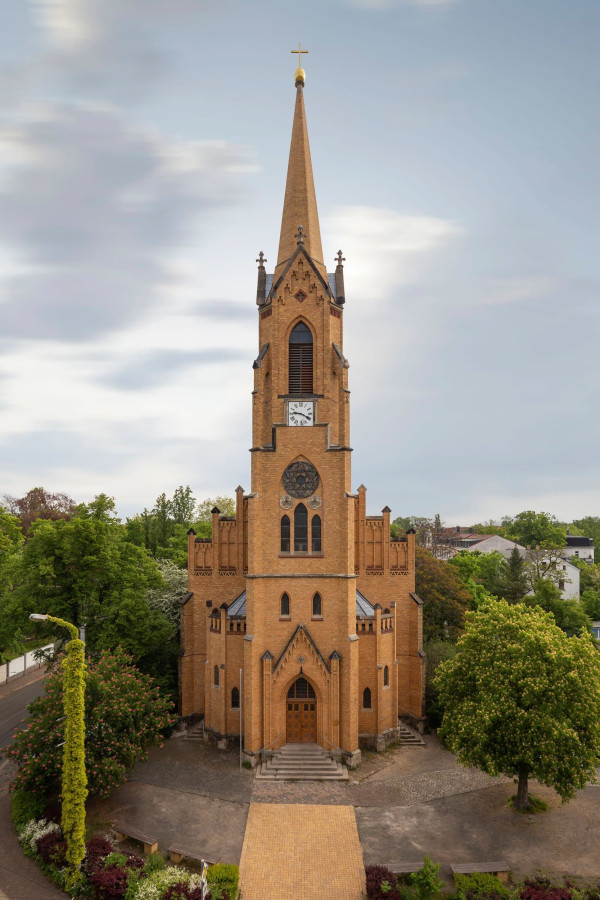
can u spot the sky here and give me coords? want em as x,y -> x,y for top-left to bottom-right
0,0 -> 598,526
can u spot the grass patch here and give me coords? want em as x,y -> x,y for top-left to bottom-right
508,794 -> 549,813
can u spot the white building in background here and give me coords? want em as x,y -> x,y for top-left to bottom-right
466,535 -> 581,602
564,535 -> 594,565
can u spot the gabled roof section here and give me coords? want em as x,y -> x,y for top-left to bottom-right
227,590 -> 247,617
356,590 -> 375,617
274,81 -> 326,283
273,623 -> 330,676
269,243 -> 332,302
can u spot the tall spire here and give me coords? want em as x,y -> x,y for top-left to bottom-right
274,69 -> 326,281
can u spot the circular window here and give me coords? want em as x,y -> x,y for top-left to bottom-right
282,461 -> 319,499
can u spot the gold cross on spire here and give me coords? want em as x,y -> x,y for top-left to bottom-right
291,42 -> 308,68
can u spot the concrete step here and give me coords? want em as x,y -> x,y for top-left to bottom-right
184,722 -> 205,742
397,720 -> 425,747
256,743 -> 349,782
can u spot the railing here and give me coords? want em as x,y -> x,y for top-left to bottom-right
256,731 -> 285,758
319,733 -> 345,756
228,619 -> 247,634
356,618 -> 375,633
209,616 -> 221,633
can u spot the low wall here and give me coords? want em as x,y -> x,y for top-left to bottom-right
0,644 -> 54,686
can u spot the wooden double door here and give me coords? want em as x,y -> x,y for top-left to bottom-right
286,677 -> 317,743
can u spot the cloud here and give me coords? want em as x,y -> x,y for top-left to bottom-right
323,205 -> 463,305
0,103 -> 254,341
31,0 -> 212,95
345,0 -> 456,9
473,276 -> 561,307
108,348 -> 246,390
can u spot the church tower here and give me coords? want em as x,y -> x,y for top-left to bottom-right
180,63 -> 424,765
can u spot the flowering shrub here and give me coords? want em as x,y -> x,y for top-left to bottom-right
128,866 -> 203,900
19,818 -> 61,856
3,646 -> 177,800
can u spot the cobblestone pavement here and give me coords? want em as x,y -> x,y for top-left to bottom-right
251,780 -> 352,805
347,764 -> 509,808
239,805 -> 364,900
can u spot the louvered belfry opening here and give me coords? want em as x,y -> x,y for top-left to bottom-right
289,322 -> 313,394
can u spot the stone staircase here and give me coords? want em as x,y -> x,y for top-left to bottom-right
255,743 -> 349,782
184,719 -> 205,741
398,718 -> 425,746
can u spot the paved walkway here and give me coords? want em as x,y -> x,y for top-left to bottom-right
239,804 -> 365,900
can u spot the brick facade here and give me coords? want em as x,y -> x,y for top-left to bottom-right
180,74 -> 424,762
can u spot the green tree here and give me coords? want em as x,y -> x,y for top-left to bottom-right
0,507 -> 26,660
528,579 -> 591,635
570,556 -> 600,594
0,505 -> 24,563
449,550 -> 504,598
415,546 -> 473,642
499,547 -> 529,602
507,510 -> 566,548
581,589 -> 600,620
0,495 -> 176,690
435,600 -> 600,810
171,485 -> 196,524
195,495 -> 236,522
3,647 -> 176,801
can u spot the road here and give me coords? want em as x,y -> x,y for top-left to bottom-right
0,677 -> 46,747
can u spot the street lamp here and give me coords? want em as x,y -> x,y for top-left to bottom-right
30,613 -> 87,890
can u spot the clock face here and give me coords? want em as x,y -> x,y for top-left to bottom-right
288,400 -> 314,427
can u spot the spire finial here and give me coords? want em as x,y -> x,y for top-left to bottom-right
335,250 -> 345,267
295,225 -> 305,245
291,42 -> 308,85
256,251 -> 267,268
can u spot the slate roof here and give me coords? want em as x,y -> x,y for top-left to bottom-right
566,536 -> 593,547
226,588 -> 375,618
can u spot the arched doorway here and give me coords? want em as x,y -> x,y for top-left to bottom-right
286,677 -> 317,743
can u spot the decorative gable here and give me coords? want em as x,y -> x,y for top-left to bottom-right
272,624 -> 330,686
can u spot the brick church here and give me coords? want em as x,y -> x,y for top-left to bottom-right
180,62 -> 424,767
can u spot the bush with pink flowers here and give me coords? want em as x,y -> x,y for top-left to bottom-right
3,647 -> 176,800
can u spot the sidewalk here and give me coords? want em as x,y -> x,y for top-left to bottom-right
0,666 -> 47,702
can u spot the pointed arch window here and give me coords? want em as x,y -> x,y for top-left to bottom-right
312,593 -> 322,617
311,514 -> 321,552
214,665 -> 219,687
281,515 -> 290,553
281,592 -> 290,617
294,504 -> 308,552
231,687 -> 240,709
383,665 -> 389,687
289,322 -> 313,395
363,687 -> 372,709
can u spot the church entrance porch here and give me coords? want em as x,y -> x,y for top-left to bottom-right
286,677 -> 317,743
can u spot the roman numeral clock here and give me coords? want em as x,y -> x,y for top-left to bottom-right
287,400 -> 314,426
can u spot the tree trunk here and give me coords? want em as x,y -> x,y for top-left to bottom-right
515,767 -> 529,810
